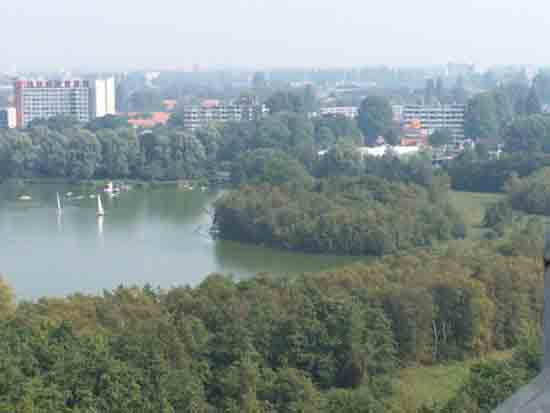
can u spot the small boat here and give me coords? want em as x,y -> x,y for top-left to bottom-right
89,194 -> 96,199
74,195 -> 85,200
56,192 -> 62,213
66,192 -> 73,197
96,195 -> 105,216
18,195 -> 32,201
104,181 -> 118,193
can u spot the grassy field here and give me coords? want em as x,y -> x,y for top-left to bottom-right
395,350 -> 513,410
449,191 -> 505,239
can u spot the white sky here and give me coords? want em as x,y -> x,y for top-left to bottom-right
1,0 -> 549,70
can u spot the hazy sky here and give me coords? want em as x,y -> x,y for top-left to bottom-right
1,0 -> 549,70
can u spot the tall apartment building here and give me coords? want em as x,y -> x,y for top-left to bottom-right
182,100 -> 269,130
0,107 -> 17,128
14,77 -> 116,128
402,104 -> 466,139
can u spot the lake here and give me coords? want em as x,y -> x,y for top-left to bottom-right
0,182 -> 363,299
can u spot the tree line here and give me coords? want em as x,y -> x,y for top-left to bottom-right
0,112 -> 363,182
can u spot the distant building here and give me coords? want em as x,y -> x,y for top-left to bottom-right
392,104 -> 404,122
357,145 -> 421,158
402,104 -> 465,140
92,78 -> 116,118
127,112 -> 171,128
163,99 -> 178,112
400,119 -> 429,147
14,77 -> 116,128
318,145 -> 421,159
320,106 -> 358,119
0,107 -> 17,128
181,100 -> 269,131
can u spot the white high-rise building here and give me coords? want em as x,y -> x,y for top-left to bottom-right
14,77 -> 117,128
93,77 -> 116,118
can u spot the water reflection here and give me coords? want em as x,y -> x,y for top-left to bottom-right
97,216 -> 104,240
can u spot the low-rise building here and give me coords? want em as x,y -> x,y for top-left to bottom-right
181,100 -> 269,130
358,145 -> 421,158
0,107 -> 17,128
400,119 -> 429,146
320,106 -> 358,119
127,112 -> 171,128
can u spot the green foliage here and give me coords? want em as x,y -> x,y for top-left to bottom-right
429,129 -> 453,147
87,114 -> 129,131
313,116 -> 362,148
482,197 -> 513,226
503,114 -> 550,153
442,338 -> 541,412
28,114 -> 81,131
0,125 -> 213,181
231,148 -> 314,188
315,144 -> 364,178
464,93 -> 500,139
0,237 -> 546,412
265,88 -> 318,114
0,276 -> 15,319
525,86 -> 542,115
533,71 -> 550,104
214,176 -> 466,256
358,96 -> 393,143
447,153 -> 550,193
505,167 -> 550,215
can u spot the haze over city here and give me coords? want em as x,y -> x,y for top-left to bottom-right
2,0 -> 550,70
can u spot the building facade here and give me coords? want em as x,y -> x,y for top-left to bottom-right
182,100 -> 269,130
319,106 -> 358,119
92,78 -> 116,118
14,77 -> 116,128
0,107 -> 17,128
402,104 -> 465,140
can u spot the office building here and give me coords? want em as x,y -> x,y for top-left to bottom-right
0,107 -> 17,128
182,99 -> 269,130
402,104 -> 465,140
14,77 -> 116,128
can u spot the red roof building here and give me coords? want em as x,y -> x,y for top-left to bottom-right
127,112 -> 171,128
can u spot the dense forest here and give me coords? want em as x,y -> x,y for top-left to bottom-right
0,235 -> 544,412
214,175 -> 465,256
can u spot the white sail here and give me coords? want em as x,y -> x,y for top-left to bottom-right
97,194 -> 105,216
56,192 -> 62,212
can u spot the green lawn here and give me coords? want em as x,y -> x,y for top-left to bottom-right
449,191 -> 505,239
395,350 -> 513,410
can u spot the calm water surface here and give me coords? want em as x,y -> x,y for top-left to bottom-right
0,182 -> 363,298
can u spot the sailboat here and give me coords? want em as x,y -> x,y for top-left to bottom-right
56,192 -> 62,214
96,194 -> 105,216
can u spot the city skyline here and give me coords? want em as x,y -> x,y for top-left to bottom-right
2,0 -> 550,71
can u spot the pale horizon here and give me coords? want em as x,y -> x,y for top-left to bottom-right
2,0 -> 550,71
